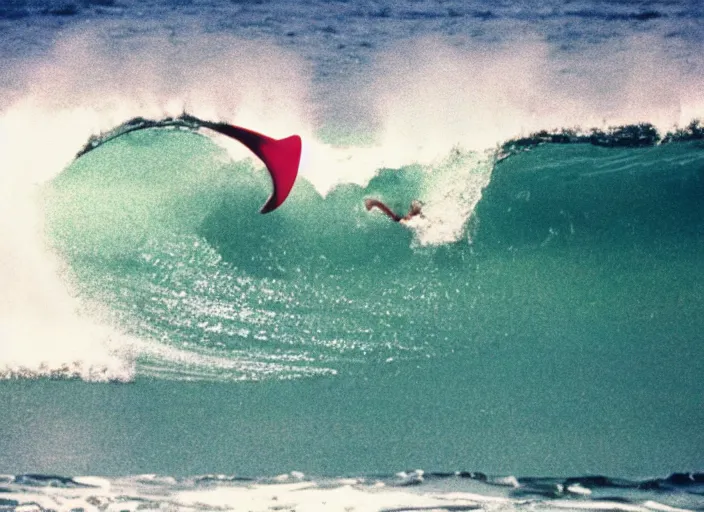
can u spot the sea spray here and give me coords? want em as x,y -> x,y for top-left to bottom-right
0,105 -> 136,382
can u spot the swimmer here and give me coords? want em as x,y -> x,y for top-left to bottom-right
364,198 -> 423,223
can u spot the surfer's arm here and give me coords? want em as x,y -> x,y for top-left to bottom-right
364,199 -> 402,222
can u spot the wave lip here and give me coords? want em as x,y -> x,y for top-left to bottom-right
499,120 -> 704,159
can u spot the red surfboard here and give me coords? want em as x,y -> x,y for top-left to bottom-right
200,121 -> 302,213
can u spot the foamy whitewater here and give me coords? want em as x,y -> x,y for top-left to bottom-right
0,0 -> 703,510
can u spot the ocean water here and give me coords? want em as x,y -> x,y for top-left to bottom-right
1,0 -> 703,510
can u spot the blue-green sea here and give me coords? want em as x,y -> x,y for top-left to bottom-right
1,0 -> 703,510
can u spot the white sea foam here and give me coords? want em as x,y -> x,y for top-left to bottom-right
0,106 -> 136,382
1,473 -> 698,512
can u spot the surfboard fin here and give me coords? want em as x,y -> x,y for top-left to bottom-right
200,121 -> 302,214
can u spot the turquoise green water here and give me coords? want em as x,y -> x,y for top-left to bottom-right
2,129 -> 701,477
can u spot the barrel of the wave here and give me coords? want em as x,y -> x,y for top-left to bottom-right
199,120 -> 302,213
